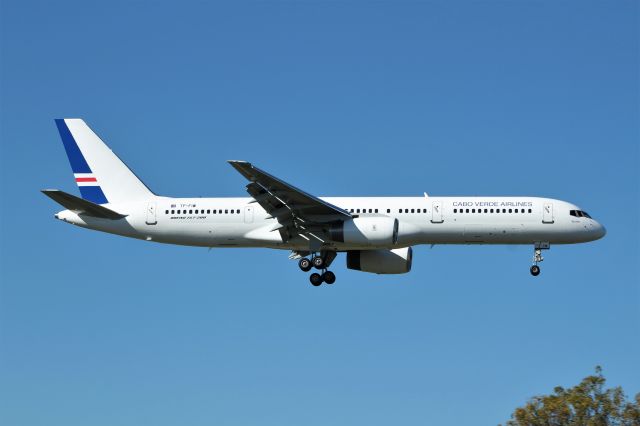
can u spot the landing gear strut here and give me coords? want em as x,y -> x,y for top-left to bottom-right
531,242 -> 549,276
300,251 -> 337,286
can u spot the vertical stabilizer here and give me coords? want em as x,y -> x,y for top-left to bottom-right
55,119 -> 154,204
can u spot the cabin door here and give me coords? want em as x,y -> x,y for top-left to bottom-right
542,202 -> 554,224
244,205 -> 254,224
431,201 -> 444,223
146,202 -> 157,225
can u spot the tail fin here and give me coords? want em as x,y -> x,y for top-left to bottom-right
54,119 -> 154,204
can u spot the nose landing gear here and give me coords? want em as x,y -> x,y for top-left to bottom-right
531,242 -> 549,276
530,265 -> 541,276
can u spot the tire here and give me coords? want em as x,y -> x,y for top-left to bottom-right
298,258 -> 312,272
323,271 -> 336,284
310,273 -> 323,286
530,265 -> 541,276
312,256 -> 324,269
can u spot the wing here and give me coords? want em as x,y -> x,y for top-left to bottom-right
228,160 -> 351,242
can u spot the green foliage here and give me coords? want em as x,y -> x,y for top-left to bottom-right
504,367 -> 640,426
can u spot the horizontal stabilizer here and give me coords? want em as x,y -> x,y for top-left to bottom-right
41,189 -> 126,219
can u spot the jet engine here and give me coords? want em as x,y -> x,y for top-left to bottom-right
329,217 -> 399,246
346,247 -> 413,274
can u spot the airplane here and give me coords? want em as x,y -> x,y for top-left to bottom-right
43,119 -> 606,285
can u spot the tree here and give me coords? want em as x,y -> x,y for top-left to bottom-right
504,366 -> 640,426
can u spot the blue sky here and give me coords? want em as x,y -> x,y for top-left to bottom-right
1,1 -> 638,425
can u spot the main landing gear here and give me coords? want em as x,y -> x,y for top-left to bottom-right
298,252 -> 337,286
310,270 -> 336,286
530,242 -> 550,276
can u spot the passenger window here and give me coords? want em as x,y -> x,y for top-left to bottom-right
454,209 -> 457,213
411,209 -> 415,213
350,209 -> 354,213
472,209 -> 476,213
508,209 -> 512,213
375,209 -> 378,213
502,209 -> 506,213
405,209 -> 409,213
490,209 -> 494,213
207,209 -> 210,214
171,210 -> 175,214
237,209 -> 240,214
225,209 -> 228,214
529,209 -> 532,213
466,209 -> 469,213
357,209 -> 360,213
189,210 -> 192,214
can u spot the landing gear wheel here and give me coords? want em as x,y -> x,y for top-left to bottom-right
310,273 -> 323,286
298,258 -> 312,272
530,265 -> 541,276
322,271 -> 336,284
312,256 -> 324,269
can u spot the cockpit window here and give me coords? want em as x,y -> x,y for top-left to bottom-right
570,210 -> 592,218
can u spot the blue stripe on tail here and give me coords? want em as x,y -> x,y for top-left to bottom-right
55,119 -> 92,173
79,186 -> 109,204
55,119 -> 109,205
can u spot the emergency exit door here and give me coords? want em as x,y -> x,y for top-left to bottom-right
146,202 -> 157,225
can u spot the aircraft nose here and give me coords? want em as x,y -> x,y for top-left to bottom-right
593,222 -> 606,240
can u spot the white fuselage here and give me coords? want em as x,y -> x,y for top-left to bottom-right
55,196 -> 606,250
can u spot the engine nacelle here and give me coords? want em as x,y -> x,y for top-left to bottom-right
346,247 -> 413,274
329,217 -> 399,246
